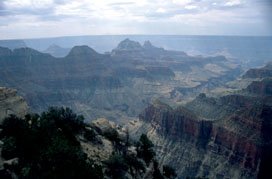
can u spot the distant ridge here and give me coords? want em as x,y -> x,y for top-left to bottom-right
22,35 -> 272,67
115,38 -> 143,50
44,44 -> 70,57
66,45 -> 101,59
0,40 -> 27,50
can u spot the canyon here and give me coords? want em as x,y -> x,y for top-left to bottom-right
0,39 -> 271,178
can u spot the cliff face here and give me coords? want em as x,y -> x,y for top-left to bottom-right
0,87 -> 29,124
243,62 -> 272,79
245,79 -> 272,95
131,96 -> 271,179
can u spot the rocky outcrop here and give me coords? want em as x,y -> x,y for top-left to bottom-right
243,62 -> 272,79
80,119 -> 116,163
243,69 -> 272,79
0,87 -> 29,124
115,39 -> 143,51
0,87 -> 29,175
111,39 -> 144,57
111,39 -> 187,59
44,44 -> 70,57
245,79 -> 272,95
143,41 -> 157,49
66,45 -> 101,59
90,118 -> 126,139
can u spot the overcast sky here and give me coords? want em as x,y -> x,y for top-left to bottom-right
0,0 -> 271,39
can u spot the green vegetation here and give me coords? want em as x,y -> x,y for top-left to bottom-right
84,128 -> 100,144
105,154 -> 128,179
153,160 -> 164,179
104,128 -> 121,145
136,134 -> 156,164
0,107 -> 103,179
163,165 -> 177,179
125,154 -> 146,176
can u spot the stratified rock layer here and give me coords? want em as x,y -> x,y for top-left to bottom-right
129,90 -> 272,179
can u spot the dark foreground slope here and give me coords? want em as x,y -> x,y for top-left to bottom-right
128,64 -> 272,179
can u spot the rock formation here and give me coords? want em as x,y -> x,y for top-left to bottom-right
44,44 -> 71,57
0,87 -> 29,124
0,87 -> 29,175
243,62 -> 272,79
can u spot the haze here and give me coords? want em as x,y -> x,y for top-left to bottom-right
0,0 -> 272,39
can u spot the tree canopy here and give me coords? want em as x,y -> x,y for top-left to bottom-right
0,107 -> 103,179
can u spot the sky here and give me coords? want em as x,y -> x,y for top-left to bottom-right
0,0 -> 271,39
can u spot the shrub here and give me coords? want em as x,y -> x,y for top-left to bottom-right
105,154 -> 128,179
84,129 -> 97,142
136,134 -> 155,164
153,160 -> 164,179
104,129 -> 120,143
163,165 -> 177,178
125,154 -> 146,173
0,107 -> 103,179
1,136 -> 17,159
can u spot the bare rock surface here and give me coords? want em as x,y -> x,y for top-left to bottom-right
0,87 -> 29,124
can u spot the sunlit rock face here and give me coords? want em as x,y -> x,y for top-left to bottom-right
0,87 -> 29,124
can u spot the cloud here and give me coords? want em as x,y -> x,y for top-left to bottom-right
0,0 -> 271,39
156,8 -> 166,13
224,0 -> 243,7
184,5 -> 198,10
108,2 -> 135,6
172,0 -> 192,6
0,1 -> 5,10
0,0 -> 248,19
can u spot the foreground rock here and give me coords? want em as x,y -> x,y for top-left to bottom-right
0,87 -> 29,175
0,87 -> 29,124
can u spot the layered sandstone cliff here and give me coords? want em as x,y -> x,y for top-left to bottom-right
129,89 -> 272,179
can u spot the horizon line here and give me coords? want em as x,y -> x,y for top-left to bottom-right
1,34 -> 272,41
